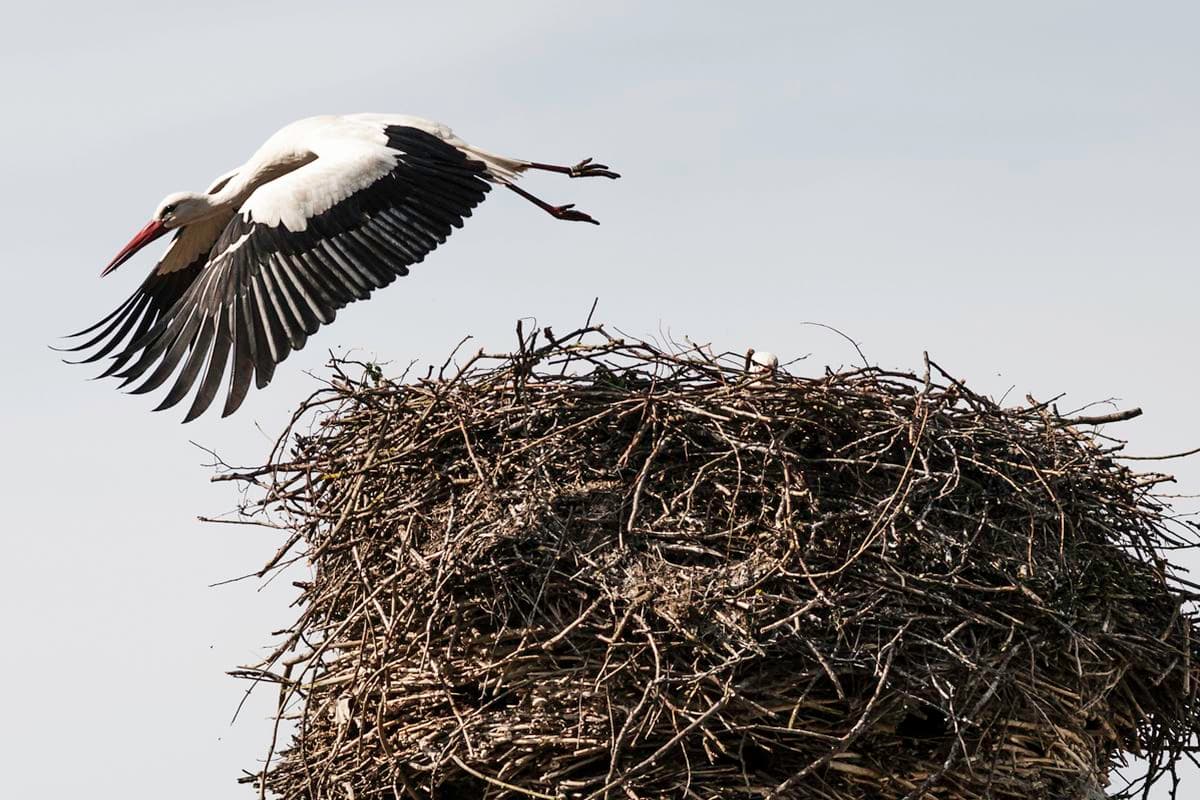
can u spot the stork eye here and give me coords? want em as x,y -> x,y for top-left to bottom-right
162,203 -> 177,216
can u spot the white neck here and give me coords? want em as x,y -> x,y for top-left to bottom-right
209,150 -> 318,211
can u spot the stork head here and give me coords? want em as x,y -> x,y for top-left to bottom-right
101,191 -> 212,277
154,191 -> 214,229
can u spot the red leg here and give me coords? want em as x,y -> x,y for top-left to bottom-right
507,184 -> 600,225
526,157 -> 620,179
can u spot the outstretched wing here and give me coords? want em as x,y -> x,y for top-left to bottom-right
110,126 -> 491,421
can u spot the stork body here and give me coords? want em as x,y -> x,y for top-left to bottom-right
63,114 -> 618,420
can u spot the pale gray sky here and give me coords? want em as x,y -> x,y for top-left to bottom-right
2,2 -> 1198,797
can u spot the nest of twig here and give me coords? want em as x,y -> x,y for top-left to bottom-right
226,325 -> 1200,800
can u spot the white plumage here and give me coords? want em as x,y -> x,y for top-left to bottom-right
746,349 -> 780,376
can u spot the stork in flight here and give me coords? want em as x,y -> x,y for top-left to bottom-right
62,114 -> 619,421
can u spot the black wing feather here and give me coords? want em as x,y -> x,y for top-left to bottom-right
59,253 -> 205,366
185,306 -> 234,423
127,307 -> 205,395
155,315 -> 217,411
223,293 -> 258,417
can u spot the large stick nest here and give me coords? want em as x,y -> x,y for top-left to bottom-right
226,326 -> 1200,800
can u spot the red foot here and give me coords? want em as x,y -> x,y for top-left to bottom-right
551,203 -> 600,225
568,158 -> 621,179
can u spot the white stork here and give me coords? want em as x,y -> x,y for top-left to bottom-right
745,349 -> 779,375
62,113 -> 619,421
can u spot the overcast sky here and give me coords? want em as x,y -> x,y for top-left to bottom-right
2,2 -> 1198,797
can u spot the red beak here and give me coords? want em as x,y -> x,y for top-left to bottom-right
102,219 -> 168,276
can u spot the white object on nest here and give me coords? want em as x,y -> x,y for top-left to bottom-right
745,349 -> 779,385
